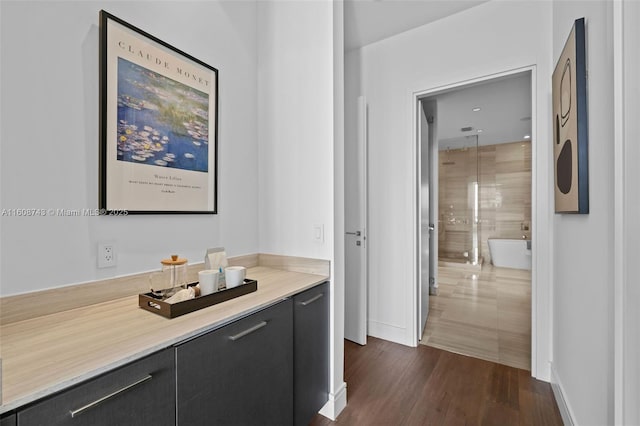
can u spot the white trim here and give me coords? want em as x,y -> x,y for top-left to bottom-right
331,4 -> 347,425
613,1 -> 625,424
319,381 -> 347,421
358,95 -> 369,346
410,67 -> 535,100
550,362 -> 576,426
529,65 -> 539,380
411,90 -> 420,347
409,65 -> 543,377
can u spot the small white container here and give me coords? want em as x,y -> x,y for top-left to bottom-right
225,266 -> 246,289
198,269 -> 219,295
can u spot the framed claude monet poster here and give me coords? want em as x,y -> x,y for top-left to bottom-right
99,11 -> 218,214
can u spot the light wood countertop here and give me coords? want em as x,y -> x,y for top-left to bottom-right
0,266 -> 328,414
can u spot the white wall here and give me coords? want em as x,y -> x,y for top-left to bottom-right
346,0 -> 554,378
551,2 -> 615,425
256,1 -> 334,262
256,0 -> 344,418
0,1 -> 259,296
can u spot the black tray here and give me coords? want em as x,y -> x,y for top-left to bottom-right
138,279 -> 258,318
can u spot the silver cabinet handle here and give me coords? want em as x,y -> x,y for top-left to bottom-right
69,374 -> 152,418
229,321 -> 268,341
345,231 -> 361,236
300,293 -> 324,306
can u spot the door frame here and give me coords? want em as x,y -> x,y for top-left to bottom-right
416,98 -> 433,338
410,65 -> 540,376
613,1 -> 639,422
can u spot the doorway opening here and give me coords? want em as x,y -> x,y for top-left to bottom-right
416,70 -> 534,371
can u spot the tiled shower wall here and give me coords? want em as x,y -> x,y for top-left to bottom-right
438,140 -> 532,263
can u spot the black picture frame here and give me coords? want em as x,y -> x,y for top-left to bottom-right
99,10 -> 218,214
552,17 -> 588,214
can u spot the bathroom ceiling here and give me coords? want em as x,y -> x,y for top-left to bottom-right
434,72 -> 532,150
344,0 -> 488,51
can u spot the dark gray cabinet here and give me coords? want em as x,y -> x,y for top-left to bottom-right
10,281 -> 330,426
0,413 -> 16,426
293,282 -> 329,426
16,349 -> 175,426
176,299 -> 293,426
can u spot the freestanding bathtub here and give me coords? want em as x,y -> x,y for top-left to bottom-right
488,238 -> 532,270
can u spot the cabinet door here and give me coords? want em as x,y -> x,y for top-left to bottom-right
0,413 -> 16,426
293,282 -> 329,426
17,349 -> 175,426
177,299 -> 293,426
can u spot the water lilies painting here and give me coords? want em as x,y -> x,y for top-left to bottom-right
117,58 -> 209,173
100,11 -> 218,214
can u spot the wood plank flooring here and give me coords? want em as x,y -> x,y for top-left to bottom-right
310,338 -> 562,426
422,263 -> 531,370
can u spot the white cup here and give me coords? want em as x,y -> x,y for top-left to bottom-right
198,269 -> 219,295
225,266 -> 246,289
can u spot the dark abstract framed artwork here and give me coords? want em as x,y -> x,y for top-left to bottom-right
99,11 -> 218,214
552,17 -> 588,214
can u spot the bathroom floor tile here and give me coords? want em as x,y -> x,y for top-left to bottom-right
421,263 -> 531,371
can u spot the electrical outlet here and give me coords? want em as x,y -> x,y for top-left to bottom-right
98,242 -> 116,268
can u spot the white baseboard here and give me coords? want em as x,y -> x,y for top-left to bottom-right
550,362 -> 576,426
368,320 -> 411,346
319,381 -> 347,420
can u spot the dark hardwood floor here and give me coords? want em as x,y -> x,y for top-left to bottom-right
310,337 -> 563,425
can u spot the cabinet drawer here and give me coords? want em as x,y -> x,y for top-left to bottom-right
17,349 -> 175,426
177,299 -> 293,426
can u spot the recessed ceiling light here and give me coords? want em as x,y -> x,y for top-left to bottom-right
477,129 -> 483,133
472,107 -> 481,112
524,135 -> 531,139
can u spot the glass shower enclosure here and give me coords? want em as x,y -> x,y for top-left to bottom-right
438,135 -> 480,265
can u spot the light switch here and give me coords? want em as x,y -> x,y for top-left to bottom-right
313,224 -> 324,243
